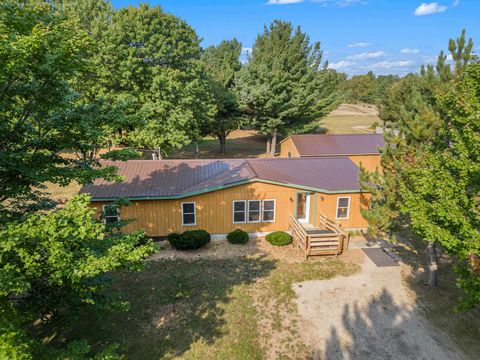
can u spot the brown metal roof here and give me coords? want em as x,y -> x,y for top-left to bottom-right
80,157 -> 362,200
289,134 -> 384,156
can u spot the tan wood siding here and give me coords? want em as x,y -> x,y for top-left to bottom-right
279,137 -> 300,158
348,155 -> 382,173
91,182 -> 369,236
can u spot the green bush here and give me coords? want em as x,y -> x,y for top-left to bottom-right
265,231 -> 292,246
227,229 -> 249,244
168,230 -> 210,250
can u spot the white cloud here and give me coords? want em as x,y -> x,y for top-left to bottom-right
370,60 -> 413,69
414,2 -> 447,16
241,47 -> 252,54
400,48 -> 421,54
452,0 -> 460,7
446,54 -> 453,61
328,60 -> 355,70
347,51 -> 385,60
347,42 -> 372,48
267,0 -> 304,4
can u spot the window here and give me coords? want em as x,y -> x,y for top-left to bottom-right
262,200 -> 276,222
103,204 -> 119,224
336,197 -> 350,219
233,200 -> 246,223
182,202 -> 196,226
248,200 -> 261,223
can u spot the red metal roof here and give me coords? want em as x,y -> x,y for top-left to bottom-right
80,157 -> 362,200
288,134 -> 384,156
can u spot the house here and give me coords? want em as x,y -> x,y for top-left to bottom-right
279,134 -> 384,172
80,157 -> 370,238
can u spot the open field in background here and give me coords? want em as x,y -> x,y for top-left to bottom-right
167,103 -> 381,159
319,103 -> 380,134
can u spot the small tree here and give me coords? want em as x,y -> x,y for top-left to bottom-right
0,195 -> 156,357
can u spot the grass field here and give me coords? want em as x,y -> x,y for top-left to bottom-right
43,255 -> 358,359
319,103 -> 380,134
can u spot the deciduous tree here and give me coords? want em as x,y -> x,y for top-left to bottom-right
95,4 -> 215,158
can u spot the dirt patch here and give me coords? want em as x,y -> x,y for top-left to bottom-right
150,236 -> 305,263
293,249 -> 461,359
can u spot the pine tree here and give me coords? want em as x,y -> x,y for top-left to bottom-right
448,28 -> 474,75
237,20 -> 340,156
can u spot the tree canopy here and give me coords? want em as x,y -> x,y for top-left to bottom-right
93,4 -> 215,158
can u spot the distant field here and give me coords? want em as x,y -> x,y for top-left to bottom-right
167,103 -> 381,159
319,103 -> 380,134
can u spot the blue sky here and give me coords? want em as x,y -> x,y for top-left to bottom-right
111,0 -> 479,76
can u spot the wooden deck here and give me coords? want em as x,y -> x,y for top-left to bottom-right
289,213 -> 346,258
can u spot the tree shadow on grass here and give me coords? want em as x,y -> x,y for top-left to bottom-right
322,288 -> 459,360
54,256 -> 276,359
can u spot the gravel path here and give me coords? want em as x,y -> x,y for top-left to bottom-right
294,250 -> 461,360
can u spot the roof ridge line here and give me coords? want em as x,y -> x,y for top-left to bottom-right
244,159 -> 258,178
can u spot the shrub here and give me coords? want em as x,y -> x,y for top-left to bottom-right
265,231 -> 292,246
168,230 -> 210,250
227,229 -> 249,244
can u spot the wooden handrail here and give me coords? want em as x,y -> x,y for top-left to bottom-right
289,212 -> 345,258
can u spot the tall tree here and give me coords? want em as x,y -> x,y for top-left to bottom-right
398,62 -> 480,307
201,39 -> 242,154
95,4 -> 215,158
0,0 -> 119,219
362,30 -> 477,295
0,2 -> 155,357
237,20 -> 340,156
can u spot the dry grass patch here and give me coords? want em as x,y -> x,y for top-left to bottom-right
43,252 -> 358,359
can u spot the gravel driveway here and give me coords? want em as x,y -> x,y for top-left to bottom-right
294,250 -> 461,360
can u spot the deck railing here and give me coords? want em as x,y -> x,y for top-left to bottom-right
288,213 -> 346,258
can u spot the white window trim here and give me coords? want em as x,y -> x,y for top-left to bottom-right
336,196 -> 351,220
103,204 -> 120,224
247,200 -> 261,223
181,202 -> 196,226
262,199 -> 276,223
232,200 -> 247,224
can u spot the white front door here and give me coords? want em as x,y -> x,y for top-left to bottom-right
296,193 -> 311,224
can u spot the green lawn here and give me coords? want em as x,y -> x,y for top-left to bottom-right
43,255 -> 358,359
